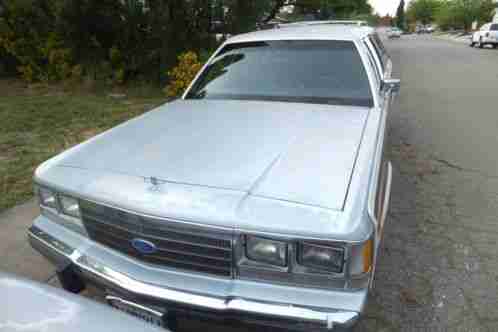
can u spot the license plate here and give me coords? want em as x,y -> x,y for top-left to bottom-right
106,295 -> 166,328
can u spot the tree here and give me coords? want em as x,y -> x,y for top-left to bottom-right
0,0 -> 70,81
327,0 -> 373,18
0,0 -> 379,84
262,0 -> 372,22
225,0 -> 273,33
435,0 -> 496,31
406,0 -> 441,25
453,0 -> 496,30
395,0 -> 406,29
212,0 -> 225,23
434,0 -> 457,29
353,12 -> 382,26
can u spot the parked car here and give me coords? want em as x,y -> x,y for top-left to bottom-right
425,25 -> 435,33
471,23 -> 498,48
0,272 -> 167,332
416,25 -> 434,34
28,25 -> 399,331
387,28 -> 402,38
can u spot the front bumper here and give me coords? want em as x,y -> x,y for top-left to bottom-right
482,36 -> 498,44
28,221 -> 365,331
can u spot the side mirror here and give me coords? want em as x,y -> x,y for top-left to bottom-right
381,78 -> 401,94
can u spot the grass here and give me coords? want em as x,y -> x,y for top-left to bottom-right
0,79 -> 167,212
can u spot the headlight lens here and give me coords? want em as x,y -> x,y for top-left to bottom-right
39,187 -> 57,209
298,243 -> 345,273
246,236 -> 287,267
35,184 -> 84,231
59,194 -> 80,218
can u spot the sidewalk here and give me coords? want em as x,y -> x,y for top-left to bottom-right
0,199 -> 103,299
0,199 -> 55,282
434,32 -> 472,44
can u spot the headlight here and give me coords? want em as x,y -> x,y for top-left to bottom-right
59,194 -> 80,218
245,236 -> 287,267
35,183 -> 85,232
38,187 -> 57,209
298,243 -> 345,273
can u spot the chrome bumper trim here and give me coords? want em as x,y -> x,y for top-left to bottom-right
28,225 -> 360,329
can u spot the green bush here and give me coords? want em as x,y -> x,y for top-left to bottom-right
0,1 -> 75,82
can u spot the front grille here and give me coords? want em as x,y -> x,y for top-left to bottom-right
80,200 -> 233,277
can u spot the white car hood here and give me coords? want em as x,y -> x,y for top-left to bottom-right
45,100 -> 370,211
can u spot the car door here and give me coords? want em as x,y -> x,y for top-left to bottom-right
363,36 -> 392,230
361,37 -> 394,286
473,25 -> 483,42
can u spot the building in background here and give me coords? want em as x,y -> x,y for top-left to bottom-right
378,15 -> 393,26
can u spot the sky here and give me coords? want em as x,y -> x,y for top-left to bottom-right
369,0 -> 411,16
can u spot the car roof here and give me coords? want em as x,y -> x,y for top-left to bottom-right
227,24 -> 375,44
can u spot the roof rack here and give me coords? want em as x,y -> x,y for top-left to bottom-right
279,20 -> 369,28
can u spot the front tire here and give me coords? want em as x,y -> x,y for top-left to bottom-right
478,38 -> 484,48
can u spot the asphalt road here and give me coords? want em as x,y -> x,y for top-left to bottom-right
1,35 -> 498,332
354,35 -> 498,331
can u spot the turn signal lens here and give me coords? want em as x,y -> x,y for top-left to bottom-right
362,239 -> 374,273
350,238 -> 374,276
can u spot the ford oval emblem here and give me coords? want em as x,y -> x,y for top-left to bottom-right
131,238 -> 158,255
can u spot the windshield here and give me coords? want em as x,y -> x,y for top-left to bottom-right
185,40 -> 373,107
491,24 -> 498,31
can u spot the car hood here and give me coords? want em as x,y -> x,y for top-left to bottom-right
50,100 -> 369,211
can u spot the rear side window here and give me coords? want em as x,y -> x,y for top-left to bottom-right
491,24 -> 498,31
369,34 -> 389,72
364,41 -> 381,84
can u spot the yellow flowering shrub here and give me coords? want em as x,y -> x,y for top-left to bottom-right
164,51 -> 203,98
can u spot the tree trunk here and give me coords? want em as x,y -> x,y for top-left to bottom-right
262,0 -> 285,23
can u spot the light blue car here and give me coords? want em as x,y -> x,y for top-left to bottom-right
0,272 -> 166,332
28,24 -> 399,331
